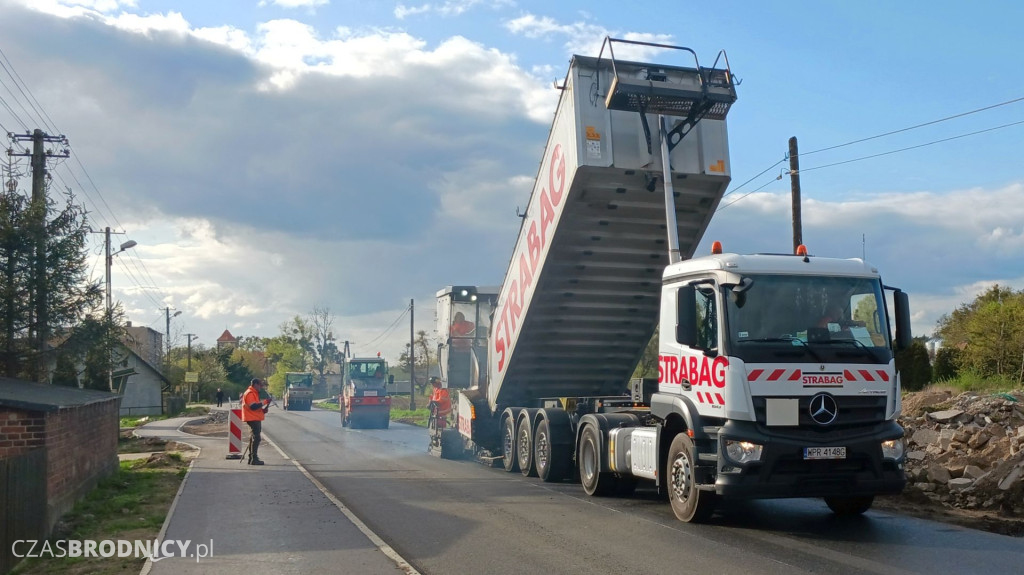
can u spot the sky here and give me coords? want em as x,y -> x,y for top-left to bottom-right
1,0 -> 1023,361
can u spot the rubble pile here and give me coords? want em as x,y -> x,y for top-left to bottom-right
900,389 -> 1024,516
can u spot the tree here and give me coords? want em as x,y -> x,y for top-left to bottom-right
895,339 -> 932,392
397,330 -> 436,393
932,346 -> 959,382
308,305 -> 340,391
935,285 -> 1024,381
0,178 -> 102,382
263,333 -> 307,397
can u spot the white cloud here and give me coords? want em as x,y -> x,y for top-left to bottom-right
259,0 -> 329,9
395,1 -> 512,20
504,13 -> 673,60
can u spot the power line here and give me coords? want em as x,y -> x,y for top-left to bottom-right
723,95 -> 1024,210
358,305 -> 411,352
0,46 -> 60,134
801,119 -> 1024,174
722,158 -> 786,198
717,173 -> 782,212
800,95 -> 1024,157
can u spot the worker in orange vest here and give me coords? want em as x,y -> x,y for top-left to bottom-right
241,378 -> 270,465
428,377 -> 452,430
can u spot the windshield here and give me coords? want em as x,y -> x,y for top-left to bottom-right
725,274 -> 892,364
349,361 -> 387,379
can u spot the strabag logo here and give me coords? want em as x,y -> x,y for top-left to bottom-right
11,539 -> 214,563
494,143 -> 566,372
802,372 -> 843,386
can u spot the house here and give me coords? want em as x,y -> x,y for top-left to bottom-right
113,345 -> 170,417
123,321 -> 164,369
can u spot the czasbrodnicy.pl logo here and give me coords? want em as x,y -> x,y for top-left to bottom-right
12,539 -> 214,562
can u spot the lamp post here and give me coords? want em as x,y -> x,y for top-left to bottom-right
105,227 -> 136,313
104,227 -> 136,391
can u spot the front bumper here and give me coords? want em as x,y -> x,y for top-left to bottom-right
714,419 -> 906,499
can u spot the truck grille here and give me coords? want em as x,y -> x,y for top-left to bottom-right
751,395 -> 887,432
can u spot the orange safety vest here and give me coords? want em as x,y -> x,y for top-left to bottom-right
430,387 -> 451,416
241,385 -> 266,422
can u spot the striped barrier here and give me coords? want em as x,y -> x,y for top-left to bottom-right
226,408 -> 243,459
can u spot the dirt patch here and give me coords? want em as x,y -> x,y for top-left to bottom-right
181,409 -> 229,437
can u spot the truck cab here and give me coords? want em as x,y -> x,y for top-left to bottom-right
340,357 -> 393,429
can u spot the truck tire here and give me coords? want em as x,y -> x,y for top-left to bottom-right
667,433 -> 716,523
440,428 -> 462,459
380,414 -> 390,429
535,418 -> 569,483
824,496 -> 873,516
578,424 -> 616,496
502,415 -> 519,473
517,415 -> 537,477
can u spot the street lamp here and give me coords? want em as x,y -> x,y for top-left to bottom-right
105,227 -> 137,312
104,227 -> 136,391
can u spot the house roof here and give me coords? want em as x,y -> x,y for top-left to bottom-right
0,378 -> 121,412
217,329 -> 237,343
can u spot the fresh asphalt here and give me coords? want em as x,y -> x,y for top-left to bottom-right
134,407 -> 412,575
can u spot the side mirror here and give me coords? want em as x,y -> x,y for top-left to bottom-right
388,375 -> 395,385
893,289 -> 912,351
676,284 -> 697,347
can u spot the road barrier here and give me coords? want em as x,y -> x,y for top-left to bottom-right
226,408 -> 243,459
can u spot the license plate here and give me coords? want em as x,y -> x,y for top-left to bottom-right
804,446 -> 846,460
363,391 -> 377,397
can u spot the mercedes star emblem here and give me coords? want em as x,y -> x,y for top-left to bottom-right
809,392 -> 838,425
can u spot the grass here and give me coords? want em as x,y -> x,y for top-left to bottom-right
11,438 -> 191,574
390,406 -> 430,427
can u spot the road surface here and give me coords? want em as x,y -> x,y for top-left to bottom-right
265,407 -> 1024,575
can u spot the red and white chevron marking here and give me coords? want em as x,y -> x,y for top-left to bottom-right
747,368 -> 802,382
843,369 -> 890,382
228,408 -> 242,454
746,368 -> 891,383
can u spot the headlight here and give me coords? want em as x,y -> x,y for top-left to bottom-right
881,438 -> 905,460
724,439 -> 764,465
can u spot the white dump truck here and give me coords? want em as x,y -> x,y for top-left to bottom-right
433,37 -> 910,522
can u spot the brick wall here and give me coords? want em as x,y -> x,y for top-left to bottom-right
42,399 -> 120,530
0,409 -> 47,457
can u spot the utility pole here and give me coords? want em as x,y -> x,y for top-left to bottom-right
186,333 -> 196,401
409,299 -> 415,410
163,307 -> 181,374
9,129 -> 69,382
788,136 -> 803,253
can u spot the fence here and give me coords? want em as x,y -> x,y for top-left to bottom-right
0,448 -> 47,574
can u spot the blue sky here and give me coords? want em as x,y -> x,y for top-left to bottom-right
1,0 -> 1023,360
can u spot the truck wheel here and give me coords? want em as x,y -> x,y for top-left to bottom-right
502,416 -> 519,473
535,419 -> 569,483
824,496 -> 874,516
668,433 -> 716,523
380,414 -> 390,429
579,425 -> 616,496
440,428 -> 462,459
517,416 -> 537,477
